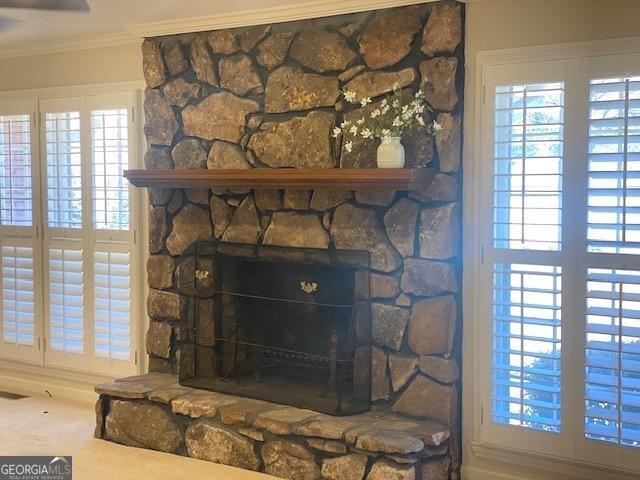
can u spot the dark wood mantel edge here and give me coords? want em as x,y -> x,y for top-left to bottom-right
123,168 -> 432,191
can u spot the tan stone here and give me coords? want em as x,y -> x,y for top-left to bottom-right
142,39 -> 167,88
357,7 -> 421,69
338,65 -> 366,82
147,289 -> 180,320
207,29 -> 238,54
254,189 -> 283,211
172,392 -> 237,419
419,203 -> 459,260
344,68 -> 416,99
408,295 -> 456,355
219,54 -> 263,96
322,454 -> 367,480
249,111 -> 336,169
182,92 -> 259,143
391,375 -> 457,427
421,3 -> 462,56
289,28 -> 357,73
239,427 -> 264,442
262,440 -> 320,480
384,198 -> 419,258
191,34 -> 218,86
146,321 -> 172,359
372,303 -> 409,351
435,113 -> 461,173
163,40 -> 189,76
283,189 -> 311,210
356,430 -> 423,456
166,204 -> 213,256
185,189 -> 209,205
296,417 -> 359,440
185,423 -> 260,470
388,354 -> 418,392
219,399 -> 273,425
149,206 -> 168,254
370,273 -> 400,299
207,141 -> 251,169
265,65 -> 339,113
172,138 -> 207,169
421,457 -> 450,480
147,385 -> 192,404
396,294 -> 411,307
400,259 -> 457,297
419,355 -> 459,384
239,25 -> 271,52
210,195 -> 233,239
420,57 -> 458,111
254,407 -> 320,435
310,190 -> 352,211
256,32 -> 294,69
371,345 -> 390,401
221,195 -> 262,244
147,254 -> 174,289
162,76 -> 200,108
95,381 -> 151,399
143,88 -> 178,146
263,212 -> 330,249
366,459 -> 415,480
355,190 -> 396,207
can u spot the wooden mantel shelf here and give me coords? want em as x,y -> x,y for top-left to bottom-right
123,168 -> 430,191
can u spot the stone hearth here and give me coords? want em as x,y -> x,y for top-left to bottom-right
96,374 -> 451,479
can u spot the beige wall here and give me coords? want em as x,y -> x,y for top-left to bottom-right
0,42 -> 142,91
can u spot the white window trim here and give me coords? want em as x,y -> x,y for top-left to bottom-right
0,81 -> 147,383
463,37 -> 640,480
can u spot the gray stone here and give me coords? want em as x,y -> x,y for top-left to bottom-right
94,398 -> 104,438
142,39 -> 167,88
148,355 -> 176,374
163,40 -> 189,76
182,92 -> 259,143
419,203 -> 459,260
307,438 -> 346,454
219,54 -> 263,96
262,440 -> 320,480
370,273 -> 400,299
186,423 -> 260,470
147,289 -> 180,320
254,407 -> 319,435
403,126 -> 435,168
162,77 -> 201,108
401,259 -> 457,296
95,381 -> 151,399
396,294 -> 411,307
249,111 -> 335,168
435,113 -> 461,173
384,198 -> 419,258
167,192 -> 184,214
357,7 -> 421,69
344,68 -> 416,100
420,57 -> 458,112
172,392 -> 237,418
149,206 -> 168,254
419,355 -> 459,384
338,65 -> 366,82
372,303 -> 409,351
265,65 -> 339,113
388,354 -> 418,392
421,3 -> 462,56
283,189 -> 311,210
143,88 -> 178,146
105,399 -> 182,453
207,141 -> 251,169
222,195 -> 262,244
310,190 -> 352,211
289,28 -> 357,73
338,20 -> 362,37
355,190 -> 396,207
323,211 -> 331,230
254,189 -> 283,211
210,195 -> 233,239
371,346 -> 390,401
331,203 -> 401,273
410,173 -> 458,203
257,32 -> 294,69
391,375 -> 457,427
191,34 -> 219,86
144,147 -> 173,170
239,25 -> 271,52
185,189 -> 209,205
408,295 -> 456,355
322,454 -> 367,480
172,139 -> 207,169
263,212 -> 330,249
166,204 -> 213,256
296,417 -> 359,440
366,459 -> 415,480
421,457 -> 450,480
146,321 -> 172,358
207,29 -> 238,54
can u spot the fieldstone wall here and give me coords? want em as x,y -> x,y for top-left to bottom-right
140,2 -> 463,479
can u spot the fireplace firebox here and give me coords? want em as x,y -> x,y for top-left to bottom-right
178,240 -> 371,416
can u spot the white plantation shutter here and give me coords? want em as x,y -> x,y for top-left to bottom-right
2,243 -> 35,346
0,113 -> 33,227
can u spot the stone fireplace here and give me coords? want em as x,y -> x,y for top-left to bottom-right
96,2 -> 463,479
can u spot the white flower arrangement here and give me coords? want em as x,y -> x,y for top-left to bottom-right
334,83 -> 440,153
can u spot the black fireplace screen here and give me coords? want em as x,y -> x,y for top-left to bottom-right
178,240 -> 371,416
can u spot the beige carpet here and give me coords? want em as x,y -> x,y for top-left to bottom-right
0,393 -> 276,480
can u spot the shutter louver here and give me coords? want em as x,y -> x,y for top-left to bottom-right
2,244 -> 34,345
94,250 -> 130,361
48,247 -> 83,354
0,114 -> 32,226
492,263 -> 562,433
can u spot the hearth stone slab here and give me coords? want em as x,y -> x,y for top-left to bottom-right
96,374 -> 449,477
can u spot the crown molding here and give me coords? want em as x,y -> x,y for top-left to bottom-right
127,0 -> 465,38
0,31 -> 139,60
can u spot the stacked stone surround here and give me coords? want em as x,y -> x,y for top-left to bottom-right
104,2 -> 464,479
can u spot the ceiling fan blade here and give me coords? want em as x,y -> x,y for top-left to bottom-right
0,0 -> 89,11
0,14 -> 25,31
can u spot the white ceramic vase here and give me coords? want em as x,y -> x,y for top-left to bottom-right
376,136 -> 405,168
